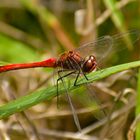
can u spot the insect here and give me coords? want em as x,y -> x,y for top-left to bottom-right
0,30 -> 139,131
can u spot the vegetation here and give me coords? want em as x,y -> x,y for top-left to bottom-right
0,0 -> 140,140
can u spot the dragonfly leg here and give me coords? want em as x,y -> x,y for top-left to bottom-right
68,57 -> 88,86
57,70 -> 76,108
83,72 -> 88,80
57,70 -> 82,131
74,70 -> 89,86
74,70 -> 80,86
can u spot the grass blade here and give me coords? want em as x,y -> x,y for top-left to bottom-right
0,60 -> 140,119
103,0 -> 133,50
136,68 -> 140,140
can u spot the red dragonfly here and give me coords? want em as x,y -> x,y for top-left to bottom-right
1,30 -> 139,75
0,30 -> 139,131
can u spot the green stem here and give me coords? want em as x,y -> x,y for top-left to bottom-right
0,60 -> 140,119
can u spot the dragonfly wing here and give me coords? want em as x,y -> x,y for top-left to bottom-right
76,36 -> 113,62
111,29 -> 140,49
76,30 -> 140,65
107,29 -> 140,55
99,29 -> 140,65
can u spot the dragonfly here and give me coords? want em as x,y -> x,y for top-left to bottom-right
0,30 -> 139,131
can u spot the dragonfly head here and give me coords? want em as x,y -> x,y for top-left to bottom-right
82,55 -> 97,73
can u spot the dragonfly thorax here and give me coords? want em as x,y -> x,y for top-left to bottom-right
57,51 -> 82,70
57,51 -> 97,73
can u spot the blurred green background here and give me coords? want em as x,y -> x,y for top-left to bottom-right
0,0 -> 140,140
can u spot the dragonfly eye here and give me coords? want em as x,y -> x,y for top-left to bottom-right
82,55 -> 97,73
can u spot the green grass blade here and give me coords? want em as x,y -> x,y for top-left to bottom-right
136,68 -> 140,140
0,60 -> 140,119
0,33 -> 39,62
103,0 -> 133,50
104,0 -> 124,29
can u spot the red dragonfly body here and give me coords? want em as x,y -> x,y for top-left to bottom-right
0,51 -> 97,74
0,58 -> 57,73
0,30 -> 139,74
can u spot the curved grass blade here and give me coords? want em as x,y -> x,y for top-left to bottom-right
0,60 -> 140,119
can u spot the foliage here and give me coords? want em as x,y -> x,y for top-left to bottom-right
0,0 -> 140,139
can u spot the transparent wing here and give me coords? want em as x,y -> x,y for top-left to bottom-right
76,36 -> 113,62
76,29 -> 140,63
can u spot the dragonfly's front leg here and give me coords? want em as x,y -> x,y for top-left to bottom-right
74,70 -> 89,86
57,70 -> 82,131
57,70 -> 76,107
